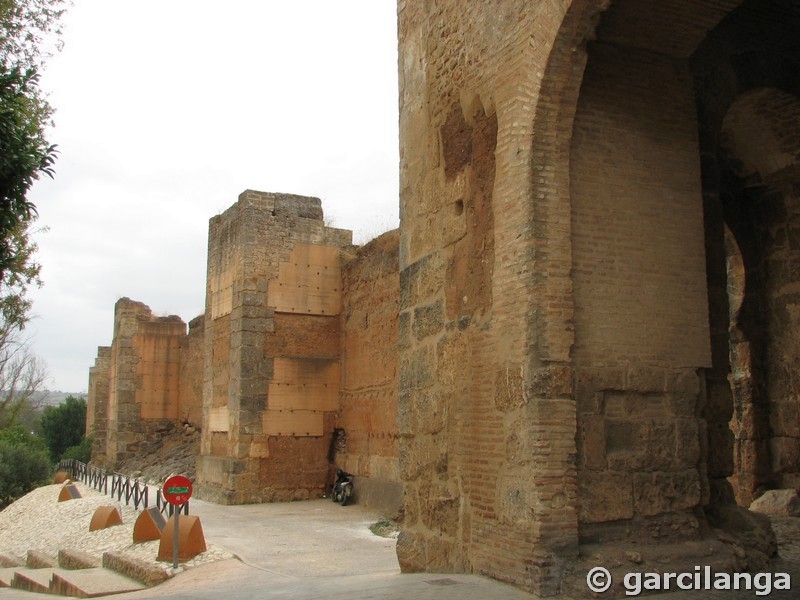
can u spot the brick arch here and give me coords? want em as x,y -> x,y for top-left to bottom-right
530,0 -> 796,557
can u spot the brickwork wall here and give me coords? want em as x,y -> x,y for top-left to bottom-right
196,190 -> 352,504
398,1 -> 582,594
570,42 -> 711,527
338,230 -> 401,513
179,315 -> 205,426
87,346 -> 110,455
397,0 -> 782,595
93,298 -> 188,467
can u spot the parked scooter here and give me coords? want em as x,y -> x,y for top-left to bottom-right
332,469 -> 353,506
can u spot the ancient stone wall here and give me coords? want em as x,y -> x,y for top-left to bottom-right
196,190 -> 353,504
89,190 -> 403,512
690,0 -> 800,506
337,230 -> 401,514
397,0 -> 797,594
397,2 -> 581,593
87,346 -> 110,451
570,40 -> 711,528
93,298 -> 188,468
179,315 -> 205,427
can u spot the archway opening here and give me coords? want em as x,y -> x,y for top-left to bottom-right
551,0 -> 800,546
718,87 -> 800,504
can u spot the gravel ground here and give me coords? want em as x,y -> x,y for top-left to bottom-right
0,482 -> 233,571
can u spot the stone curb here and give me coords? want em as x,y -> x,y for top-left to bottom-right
103,550 -> 171,587
25,550 -> 56,569
0,553 -> 24,568
58,548 -> 102,570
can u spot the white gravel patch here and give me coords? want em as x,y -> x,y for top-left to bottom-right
0,482 -> 233,571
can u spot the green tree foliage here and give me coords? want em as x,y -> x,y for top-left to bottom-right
0,424 -> 50,508
0,0 -> 69,69
0,65 -> 54,281
0,1 -> 65,508
0,0 -> 69,326
40,394 -> 85,461
62,434 -> 91,463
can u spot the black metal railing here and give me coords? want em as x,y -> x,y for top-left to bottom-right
110,473 -> 148,510
56,459 -> 189,515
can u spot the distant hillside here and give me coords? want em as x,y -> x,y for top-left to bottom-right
31,391 -> 88,408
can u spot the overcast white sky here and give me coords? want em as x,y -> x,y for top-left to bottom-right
26,1 -> 400,392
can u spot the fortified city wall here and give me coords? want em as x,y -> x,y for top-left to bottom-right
88,299 -> 202,468
85,0 -> 800,594
397,0 -> 799,595
87,191 -> 402,515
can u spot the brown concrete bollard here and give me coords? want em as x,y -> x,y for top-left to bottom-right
157,515 -> 207,562
58,483 -> 81,502
89,505 -> 123,531
53,471 -> 71,484
133,507 -> 167,543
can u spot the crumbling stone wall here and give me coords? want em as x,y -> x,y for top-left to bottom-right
86,346 -> 110,452
691,0 -> 800,506
196,190 -> 353,504
179,315 -> 205,427
398,2 -> 582,593
90,298 -> 200,468
398,0 -> 796,595
88,190 -> 404,512
337,230 -> 401,514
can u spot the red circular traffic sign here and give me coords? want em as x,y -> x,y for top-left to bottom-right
163,475 -> 193,506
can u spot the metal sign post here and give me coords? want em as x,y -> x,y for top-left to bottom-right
163,475 -> 193,571
173,506 -> 180,569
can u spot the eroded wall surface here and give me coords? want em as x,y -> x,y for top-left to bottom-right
179,315 -> 205,427
196,190 -> 353,504
397,2 -> 580,593
397,0 -> 795,594
337,230 -> 401,514
95,298 -> 188,467
87,346 -> 110,450
89,190 -> 403,512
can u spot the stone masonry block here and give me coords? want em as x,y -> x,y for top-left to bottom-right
240,377 -> 268,397
625,365 -> 666,392
674,418 -> 701,466
578,471 -> 633,523
771,402 -> 800,438
398,389 -> 413,437
400,252 -> 445,310
435,332 -> 466,390
528,365 -> 573,399
399,344 -> 435,391
413,388 -> 448,435
399,433 -> 444,482
399,311 -> 411,349
770,436 -> 800,474
574,368 -> 625,409
579,414 -> 606,470
231,331 -> 264,348
412,300 -> 444,341
495,366 -> 526,412
632,470 -> 701,517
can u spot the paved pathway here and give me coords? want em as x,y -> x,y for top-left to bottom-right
1,498 -> 797,599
